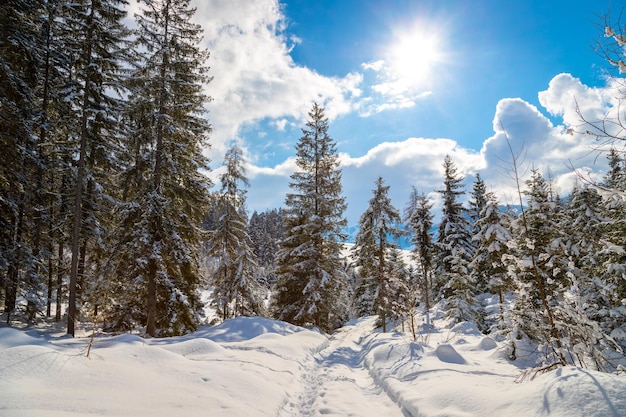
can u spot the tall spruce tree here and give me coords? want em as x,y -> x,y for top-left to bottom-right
206,146 -> 264,320
104,0 -> 212,336
599,152 -> 626,343
352,177 -> 405,332
468,173 -> 488,233
61,0 -> 130,336
469,192 -> 513,331
249,208 -> 283,287
0,0 -> 45,321
404,187 -> 435,312
272,103 -> 348,332
435,155 -> 476,324
35,0 -> 73,320
506,169 -> 568,364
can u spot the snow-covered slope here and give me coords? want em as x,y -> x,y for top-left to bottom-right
1,314 -> 624,417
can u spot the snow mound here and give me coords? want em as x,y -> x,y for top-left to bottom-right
450,321 -> 481,335
531,367 -> 626,415
0,327 -> 49,348
91,333 -> 145,348
195,316 -> 306,342
159,338 -> 226,357
477,336 -> 498,351
435,343 -> 466,364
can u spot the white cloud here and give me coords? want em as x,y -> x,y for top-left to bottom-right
271,119 -> 289,131
186,0 -> 438,166
480,88 -> 612,204
190,0 -> 363,162
362,60 -> 385,71
171,3 -> 620,224
538,73 -> 606,123
243,74 -> 618,224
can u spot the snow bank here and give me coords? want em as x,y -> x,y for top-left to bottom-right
1,315 -> 625,417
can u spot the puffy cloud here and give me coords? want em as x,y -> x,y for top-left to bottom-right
247,136 -> 484,224
480,83 -> 613,204
191,0 -> 363,161
244,73 -> 618,225
538,73 -> 612,133
148,2 -> 619,224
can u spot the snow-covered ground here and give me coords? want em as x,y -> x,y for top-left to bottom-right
1,313 -> 625,417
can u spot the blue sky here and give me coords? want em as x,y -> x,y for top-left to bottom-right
183,0 -> 621,225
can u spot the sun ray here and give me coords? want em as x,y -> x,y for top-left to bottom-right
386,23 -> 446,87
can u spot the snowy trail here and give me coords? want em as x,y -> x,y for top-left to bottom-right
277,318 -> 408,417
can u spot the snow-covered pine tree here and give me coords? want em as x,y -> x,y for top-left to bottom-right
33,0 -> 75,319
387,247 -> 413,327
104,0 -> 212,336
0,0 -> 46,320
352,177 -> 405,332
404,187 -> 435,312
467,173 -> 488,292
604,149 -> 625,190
59,0 -> 130,336
435,155 -> 476,324
469,192 -> 513,332
206,146 -> 265,320
596,153 -> 626,349
468,174 -> 488,229
249,208 -> 283,287
559,184 -> 624,370
272,103 -> 348,332
506,169 -> 570,365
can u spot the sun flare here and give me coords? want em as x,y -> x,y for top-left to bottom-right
388,26 -> 443,85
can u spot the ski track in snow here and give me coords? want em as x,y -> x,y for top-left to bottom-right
277,319 -> 409,417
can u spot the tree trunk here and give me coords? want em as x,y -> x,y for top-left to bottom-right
379,231 -> 386,333
68,3 -> 96,337
5,200 -> 25,321
146,259 -> 157,337
46,255 -> 53,318
55,237 -> 64,322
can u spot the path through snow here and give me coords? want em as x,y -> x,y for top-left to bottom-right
277,317 -> 407,417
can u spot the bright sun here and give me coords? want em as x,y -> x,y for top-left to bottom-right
388,26 -> 443,85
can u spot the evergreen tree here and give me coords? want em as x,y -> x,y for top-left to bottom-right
272,103 -> 348,332
249,208 -> 283,287
35,0 -> 72,320
0,0 -> 45,321
387,247 -> 413,327
59,0 -> 130,335
506,169 -> 569,365
104,0 -> 212,336
206,146 -> 264,320
404,187 -> 435,312
604,149 -> 625,190
469,192 -> 513,331
435,155 -> 476,324
468,173 -> 488,234
560,184 -> 624,368
599,150 -> 626,340
352,177 -> 405,332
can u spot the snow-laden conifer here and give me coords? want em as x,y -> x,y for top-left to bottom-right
206,146 -> 265,320
272,103 -> 348,332
469,192 -> 513,332
404,187 -> 435,313
104,0 -> 211,336
62,0 -> 131,335
0,0 -> 47,321
435,155 -> 476,324
352,177 -> 406,332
